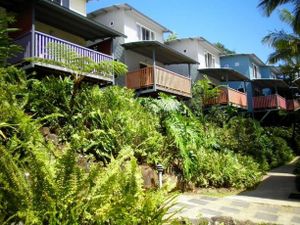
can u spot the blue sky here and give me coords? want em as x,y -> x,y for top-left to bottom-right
87,0 -> 292,64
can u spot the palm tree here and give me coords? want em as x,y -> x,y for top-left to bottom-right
258,0 -> 300,33
262,9 -> 300,82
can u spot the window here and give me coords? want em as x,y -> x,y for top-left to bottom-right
137,24 -> 155,41
205,52 -> 215,68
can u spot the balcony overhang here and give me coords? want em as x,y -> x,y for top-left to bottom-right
0,0 -> 125,40
122,41 -> 198,65
35,0 -> 125,40
252,79 -> 289,89
198,68 -> 250,81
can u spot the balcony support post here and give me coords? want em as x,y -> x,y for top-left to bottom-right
275,86 -> 279,108
243,80 -> 247,107
226,73 -> 229,104
188,64 -> 191,78
152,48 -> 156,91
31,3 -> 36,58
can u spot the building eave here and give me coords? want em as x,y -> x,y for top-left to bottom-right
88,3 -> 172,33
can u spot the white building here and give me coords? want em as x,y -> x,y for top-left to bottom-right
89,4 -> 197,98
165,37 -> 222,83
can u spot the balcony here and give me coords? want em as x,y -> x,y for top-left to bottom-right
204,87 -> 247,109
12,31 -> 114,83
125,66 -> 192,98
253,94 -> 287,110
286,99 -> 300,111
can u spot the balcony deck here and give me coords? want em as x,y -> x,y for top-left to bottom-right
204,87 -> 247,109
12,31 -> 114,83
253,94 -> 287,111
125,66 -> 192,98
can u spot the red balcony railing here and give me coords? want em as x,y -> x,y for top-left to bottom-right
286,99 -> 300,111
253,94 -> 287,110
126,66 -> 192,97
204,87 -> 247,109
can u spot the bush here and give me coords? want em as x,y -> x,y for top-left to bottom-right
219,117 -> 294,170
0,67 -> 176,224
0,143 -> 176,224
141,96 -> 262,189
191,148 -> 262,189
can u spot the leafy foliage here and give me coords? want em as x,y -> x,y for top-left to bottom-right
26,43 -> 127,78
219,117 -> 294,170
0,12 -> 22,66
0,143 -> 176,224
187,76 -> 220,116
214,42 -> 236,55
0,67 -> 176,225
258,0 -> 300,33
141,95 -> 263,188
262,9 -> 300,82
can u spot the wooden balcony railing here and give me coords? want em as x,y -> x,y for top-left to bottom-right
253,94 -> 287,110
126,66 -> 192,97
286,99 -> 300,111
204,87 -> 247,109
12,31 -> 114,80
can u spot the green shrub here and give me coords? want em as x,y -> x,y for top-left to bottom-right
191,148 -> 262,189
70,86 -> 164,165
219,117 -> 294,170
0,143 -> 176,224
141,96 -> 262,189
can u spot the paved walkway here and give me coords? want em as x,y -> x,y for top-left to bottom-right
172,158 -> 300,224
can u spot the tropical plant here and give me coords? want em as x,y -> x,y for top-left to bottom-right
258,0 -> 300,33
0,143 -> 176,224
26,42 -> 128,109
219,117 -> 294,170
262,9 -> 300,82
0,66 -> 177,225
165,33 -> 178,42
187,76 -> 220,116
140,94 -> 263,189
0,13 -> 22,66
214,42 -> 236,55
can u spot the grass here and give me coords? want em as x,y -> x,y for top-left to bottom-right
187,188 -> 243,198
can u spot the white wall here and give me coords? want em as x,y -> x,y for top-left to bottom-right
91,7 -> 165,43
167,39 -> 220,69
70,0 -> 86,16
123,10 -> 164,43
197,41 -> 220,69
125,50 -> 163,71
91,9 -> 125,35
167,39 -> 198,61
166,39 -> 221,82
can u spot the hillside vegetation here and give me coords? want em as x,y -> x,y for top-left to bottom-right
0,65 -> 296,223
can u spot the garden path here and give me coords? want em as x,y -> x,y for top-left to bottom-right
172,157 -> 300,224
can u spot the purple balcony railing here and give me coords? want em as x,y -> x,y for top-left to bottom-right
11,31 -> 113,79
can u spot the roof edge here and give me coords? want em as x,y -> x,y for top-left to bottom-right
88,3 -> 172,33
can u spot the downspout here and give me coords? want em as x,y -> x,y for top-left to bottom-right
152,48 -> 156,91
31,3 -> 35,58
111,38 -> 115,85
188,64 -> 192,97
